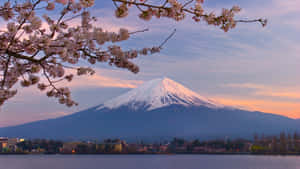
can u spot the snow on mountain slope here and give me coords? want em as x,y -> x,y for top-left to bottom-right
98,77 -> 224,111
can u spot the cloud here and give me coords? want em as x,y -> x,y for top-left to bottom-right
2,66 -> 144,107
0,111 -> 74,127
240,0 -> 300,18
69,69 -> 144,89
282,18 -> 300,30
271,0 -> 300,15
254,91 -> 300,99
223,83 -> 300,99
224,83 -> 267,90
7,67 -> 143,102
212,95 -> 300,119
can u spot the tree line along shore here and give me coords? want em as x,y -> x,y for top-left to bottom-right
1,132 -> 300,155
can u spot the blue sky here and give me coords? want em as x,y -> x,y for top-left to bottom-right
1,0 -> 300,127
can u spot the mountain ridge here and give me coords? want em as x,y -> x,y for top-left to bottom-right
0,78 -> 299,141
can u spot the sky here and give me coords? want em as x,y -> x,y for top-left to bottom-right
1,0 -> 300,127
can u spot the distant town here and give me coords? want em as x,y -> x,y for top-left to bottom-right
1,132 -> 300,155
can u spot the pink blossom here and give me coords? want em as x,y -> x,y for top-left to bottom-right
46,2 -> 55,10
56,0 -> 69,5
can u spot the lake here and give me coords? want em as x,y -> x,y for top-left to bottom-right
1,155 -> 300,169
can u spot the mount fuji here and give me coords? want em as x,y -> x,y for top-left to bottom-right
0,78 -> 299,140
99,78 -> 225,111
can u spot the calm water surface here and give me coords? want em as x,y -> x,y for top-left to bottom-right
1,155 -> 300,169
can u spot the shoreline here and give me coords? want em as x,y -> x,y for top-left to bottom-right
1,152 -> 300,156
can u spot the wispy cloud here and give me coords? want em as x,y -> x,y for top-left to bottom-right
271,0 -> 300,15
9,68 -> 143,100
69,69 -> 143,89
0,111 -> 73,127
241,0 -> 300,18
224,83 -> 300,100
212,95 -> 300,119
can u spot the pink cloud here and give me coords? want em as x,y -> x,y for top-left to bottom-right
0,111 -> 73,127
224,83 -> 300,99
212,95 -> 300,119
68,70 -> 143,89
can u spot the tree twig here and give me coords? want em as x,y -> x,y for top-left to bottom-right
159,29 -> 176,48
129,28 -> 149,34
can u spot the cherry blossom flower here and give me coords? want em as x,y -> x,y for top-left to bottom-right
46,2 -> 55,10
80,0 -> 94,8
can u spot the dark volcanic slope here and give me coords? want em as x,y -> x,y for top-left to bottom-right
0,104 -> 299,140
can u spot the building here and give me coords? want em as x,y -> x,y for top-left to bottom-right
192,146 -> 206,152
113,143 -> 122,153
61,142 -> 81,154
0,137 -> 8,152
159,145 -> 168,152
0,137 -> 24,152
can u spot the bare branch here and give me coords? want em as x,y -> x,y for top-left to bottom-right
159,29 -> 176,48
129,28 -> 149,34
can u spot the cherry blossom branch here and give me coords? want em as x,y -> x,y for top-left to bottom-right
2,0 -> 42,89
112,0 -> 267,31
62,13 -> 82,23
182,0 -> 194,9
0,0 -> 266,107
41,65 -> 59,91
49,3 -> 71,38
1,54 -> 11,88
6,51 -> 38,62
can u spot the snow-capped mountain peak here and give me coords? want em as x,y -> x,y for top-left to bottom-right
98,77 -> 224,111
